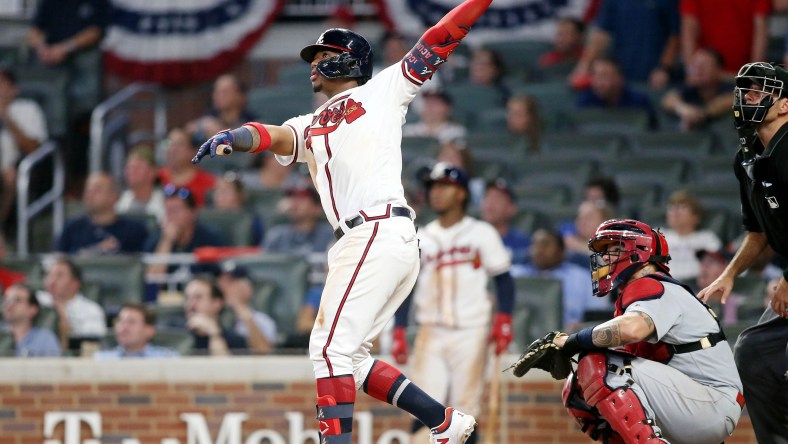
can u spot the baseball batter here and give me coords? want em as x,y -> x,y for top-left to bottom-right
192,1 -> 492,443
553,219 -> 743,444
392,164 -> 514,444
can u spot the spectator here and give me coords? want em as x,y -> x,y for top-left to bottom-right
0,67 -> 48,227
3,283 -> 61,357
561,199 -> 616,267
185,74 -> 256,146
210,172 -> 264,246
38,257 -> 106,352
512,228 -> 610,331
467,47 -> 509,100
54,172 -> 148,255
93,303 -> 179,359
679,0 -> 770,75
0,233 -> 25,290
402,90 -> 467,144
505,95 -> 543,154
26,0 -> 109,111
661,48 -> 734,131
480,178 -> 530,265
263,182 -> 333,256
538,18 -> 586,68
694,249 -> 742,324
216,261 -> 277,354
576,57 -> 658,129
570,0 -> 679,88
583,176 -> 621,210
661,189 -> 722,281
144,184 -> 227,279
158,127 -> 217,207
115,143 -> 165,222
374,31 -> 410,73
184,276 -> 247,356
243,152 -> 302,191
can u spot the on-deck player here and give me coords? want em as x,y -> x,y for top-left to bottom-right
553,219 -> 743,444
192,1 -> 493,442
392,163 -> 515,444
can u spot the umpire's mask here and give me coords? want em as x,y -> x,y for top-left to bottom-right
733,62 -> 788,125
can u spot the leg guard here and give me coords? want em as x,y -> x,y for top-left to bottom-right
316,376 -> 356,444
577,353 -> 667,444
562,372 -> 625,444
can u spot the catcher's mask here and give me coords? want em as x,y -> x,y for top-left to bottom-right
300,28 -> 373,85
733,62 -> 788,126
588,219 -> 671,297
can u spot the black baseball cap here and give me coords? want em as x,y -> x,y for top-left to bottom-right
486,178 -> 515,201
424,162 -> 470,190
219,260 -> 251,280
696,249 -> 734,263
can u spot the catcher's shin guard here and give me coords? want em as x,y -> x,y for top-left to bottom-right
576,353 -> 668,444
563,372 -> 625,444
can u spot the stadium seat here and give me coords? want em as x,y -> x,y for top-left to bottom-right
694,155 -> 738,186
197,208 -> 254,247
228,254 -> 310,336
733,276 -> 769,323
632,131 -> 715,159
71,255 -> 145,316
513,208 -> 557,236
566,109 -> 651,135
639,206 -> 734,243
512,277 -> 563,347
401,135 -> 440,161
542,132 -> 627,159
275,62 -> 312,88
681,182 -> 741,215
605,157 -> 688,189
0,332 -> 14,357
514,183 -> 573,213
16,66 -> 69,137
483,40 -> 552,77
511,82 -> 575,131
248,86 -> 314,125
618,183 -> 663,218
516,155 -> 597,192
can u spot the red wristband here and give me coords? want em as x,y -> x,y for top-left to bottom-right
244,122 -> 272,153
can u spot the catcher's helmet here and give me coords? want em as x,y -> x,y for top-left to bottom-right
588,219 -> 671,297
733,62 -> 788,126
300,28 -> 373,85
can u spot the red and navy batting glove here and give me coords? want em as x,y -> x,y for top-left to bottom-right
490,312 -> 513,355
392,326 -> 409,365
192,129 -> 234,164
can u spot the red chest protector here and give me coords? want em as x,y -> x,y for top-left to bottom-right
614,276 -> 673,363
613,274 -> 726,364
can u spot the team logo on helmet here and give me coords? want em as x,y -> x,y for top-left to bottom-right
588,219 -> 671,297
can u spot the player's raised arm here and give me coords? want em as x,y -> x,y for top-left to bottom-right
191,122 -> 295,164
402,0 -> 492,85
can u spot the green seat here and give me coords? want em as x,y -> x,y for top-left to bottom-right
633,131 -> 715,159
618,184 -> 663,217
567,109 -> 651,135
444,84 -> 506,127
401,136 -> 440,161
229,254 -> 310,336
681,182 -> 741,215
0,332 -> 14,357
483,41 -> 552,75
153,328 -> 194,355
639,207 -> 733,243
517,156 -> 597,191
605,157 -> 688,188
513,209 -> 556,237
733,276 -> 769,323
2,255 -> 40,277
542,133 -> 627,159
511,82 -> 575,131
275,63 -> 312,88
248,87 -> 314,125
16,67 -> 69,137
197,208 -> 254,247
512,277 -> 563,347
33,306 -> 60,336
71,255 -> 145,315
694,155 -> 738,186
514,184 -> 572,213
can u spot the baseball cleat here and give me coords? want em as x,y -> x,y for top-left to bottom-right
429,408 -> 476,444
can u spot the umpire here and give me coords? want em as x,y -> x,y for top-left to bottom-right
698,61 -> 788,444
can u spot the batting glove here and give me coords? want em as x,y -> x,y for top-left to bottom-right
392,326 -> 408,365
192,129 -> 234,164
490,312 -> 513,355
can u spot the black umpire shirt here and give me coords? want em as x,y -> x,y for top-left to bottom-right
734,121 -> 788,280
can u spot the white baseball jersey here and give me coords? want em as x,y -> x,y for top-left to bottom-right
274,64 -> 420,228
414,216 -> 511,329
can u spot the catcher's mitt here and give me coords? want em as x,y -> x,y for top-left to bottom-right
507,331 -> 572,380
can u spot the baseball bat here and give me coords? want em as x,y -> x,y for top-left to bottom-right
483,352 -> 501,444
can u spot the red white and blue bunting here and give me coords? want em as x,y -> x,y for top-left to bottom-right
374,0 -> 591,43
103,0 -> 284,85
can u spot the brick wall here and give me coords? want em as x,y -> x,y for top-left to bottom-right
0,357 -> 756,444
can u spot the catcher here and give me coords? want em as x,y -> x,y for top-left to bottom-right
510,219 -> 743,444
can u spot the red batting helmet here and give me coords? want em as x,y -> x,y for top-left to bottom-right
588,219 -> 671,297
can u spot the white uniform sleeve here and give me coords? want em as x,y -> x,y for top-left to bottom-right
363,63 -> 422,123
478,222 -> 512,276
274,114 -> 312,166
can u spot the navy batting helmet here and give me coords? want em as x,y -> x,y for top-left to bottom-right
424,162 -> 470,191
300,28 -> 373,85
